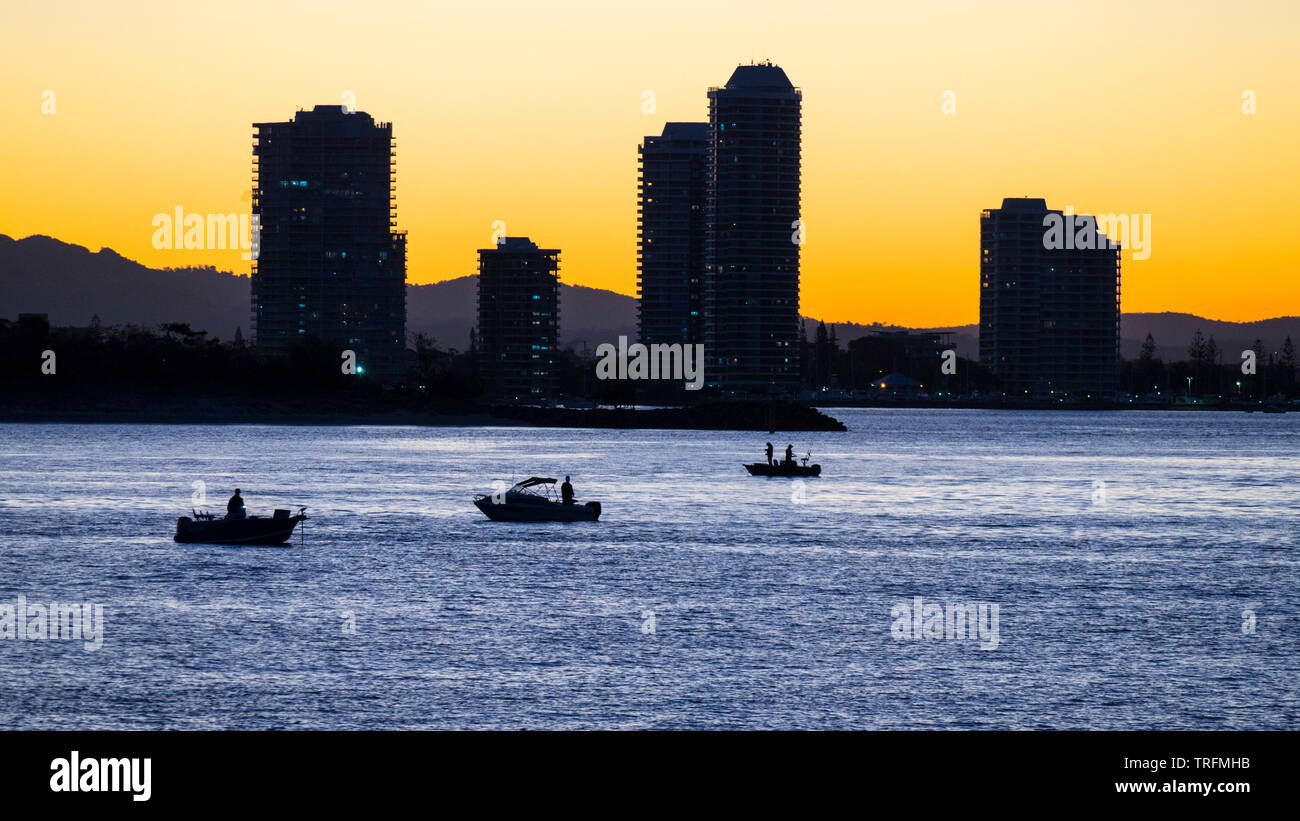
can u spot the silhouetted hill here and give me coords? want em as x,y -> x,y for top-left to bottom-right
3,235 -> 1295,360
1115,312 -> 1300,361
0,234 -> 251,339
0,234 -> 635,348
406,274 -> 636,353
806,314 -> 1300,363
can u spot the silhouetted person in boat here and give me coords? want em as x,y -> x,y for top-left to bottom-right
765,442 -> 774,465
561,476 -> 574,505
227,488 -> 246,520
785,444 -> 794,465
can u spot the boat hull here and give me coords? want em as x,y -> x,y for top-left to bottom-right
744,462 -> 821,477
175,515 -> 306,545
474,497 -> 601,522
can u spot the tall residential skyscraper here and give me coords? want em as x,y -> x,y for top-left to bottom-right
251,105 -> 407,383
477,237 -> 560,402
705,62 -> 803,397
637,122 -> 709,349
979,197 -> 1121,398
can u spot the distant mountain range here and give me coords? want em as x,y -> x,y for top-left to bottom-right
2,234 -> 1296,361
0,234 -> 633,352
802,314 -> 1300,362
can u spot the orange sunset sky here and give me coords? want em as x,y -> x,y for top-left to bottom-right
2,0 -> 1297,327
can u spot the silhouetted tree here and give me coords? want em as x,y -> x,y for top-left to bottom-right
468,326 -> 479,385
1204,336 -> 1220,394
1187,329 -> 1205,364
828,325 -> 840,386
1187,329 -> 1216,395
799,321 -> 809,389
1280,336 -> 1297,394
1138,333 -> 1156,390
1249,338 -> 1266,398
813,321 -> 830,389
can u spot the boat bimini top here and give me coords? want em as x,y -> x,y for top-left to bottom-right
514,477 -> 557,490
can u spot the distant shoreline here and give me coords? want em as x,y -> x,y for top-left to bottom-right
0,395 -> 1287,430
0,394 -> 848,431
809,399 -> 1290,413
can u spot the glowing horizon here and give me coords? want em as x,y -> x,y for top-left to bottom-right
2,0 -> 1296,326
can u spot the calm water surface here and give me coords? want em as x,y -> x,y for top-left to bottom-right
0,409 -> 1296,729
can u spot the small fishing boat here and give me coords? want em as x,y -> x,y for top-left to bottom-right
744,461 -> 821,477
175,507 -> 308,545
474,477 -> 602,522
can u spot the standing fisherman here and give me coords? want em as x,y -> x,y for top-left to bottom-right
226,488 -> 246,520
